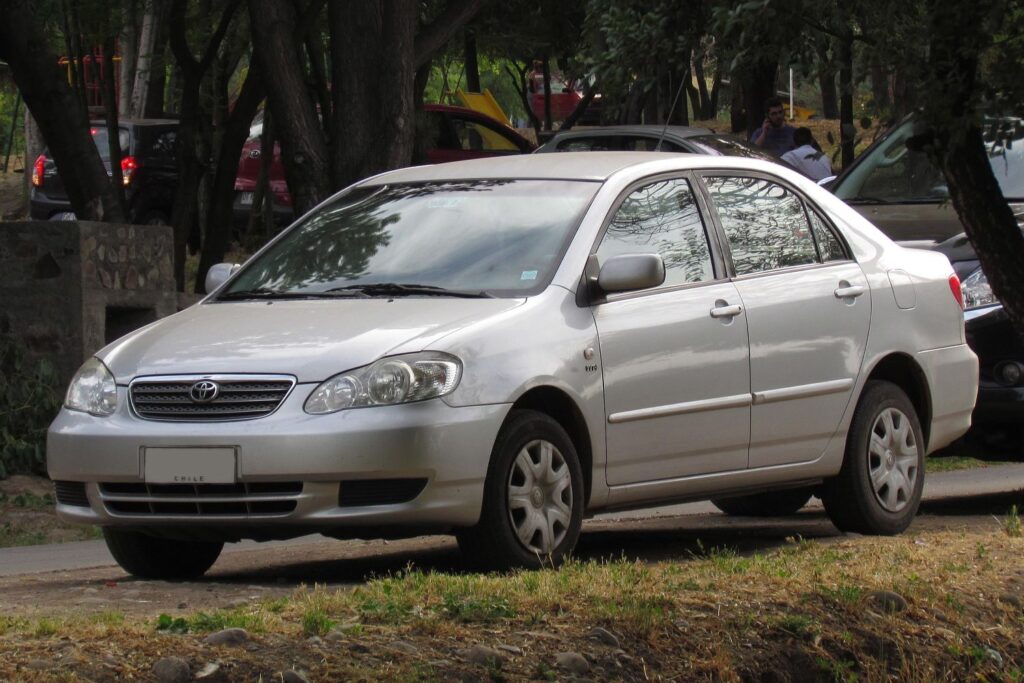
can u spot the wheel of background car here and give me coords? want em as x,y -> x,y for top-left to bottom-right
102,527 -> 223,580
821,380 -> 925,534
710,487 -> 814,517
456,409 -> 584,570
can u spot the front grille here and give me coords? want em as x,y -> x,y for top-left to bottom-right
129,375 -> 295,421
99,481 -> 302,517
54,481 -> 90,507
338,478 -> 428,507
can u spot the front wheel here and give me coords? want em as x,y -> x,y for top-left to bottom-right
821,380 -> 924,535
457,410 -> 584,570
103,528 -> 223,580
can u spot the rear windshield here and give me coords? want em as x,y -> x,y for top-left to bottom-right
685,134 -> 780,162
90,127 -> 131,159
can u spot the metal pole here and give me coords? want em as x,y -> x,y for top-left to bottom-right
2,93 -> 21,173
789,69 -> 794,120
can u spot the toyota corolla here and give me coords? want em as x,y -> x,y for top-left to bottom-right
48,153 -> 978,578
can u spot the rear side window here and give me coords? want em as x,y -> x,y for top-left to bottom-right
146,130 -> 178,165
597,178 -> 714,286
808,211 -> 847,262
704,176 -> 818,275
90,127 -> 131,159
557,136 -> 622,152
451,118 -> 519,152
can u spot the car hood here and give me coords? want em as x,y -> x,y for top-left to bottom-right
99,298 -> 525,383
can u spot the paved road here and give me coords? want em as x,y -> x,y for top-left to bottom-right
2,463 -> 1022,578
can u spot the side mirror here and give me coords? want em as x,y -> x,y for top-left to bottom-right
205,263 -> 241,294
597,253 -> 665,294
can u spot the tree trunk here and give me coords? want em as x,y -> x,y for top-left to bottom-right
729,75 -> 745,133
0,0 -> 125,222
559,80 -> 598,131
922,0 -> 1024,341
197,59 -> 264,292
251,0 -> 329,213
743,59 -> 776,137
694,57 -> 712,120
328,0 -> 416,191
837,32 -> 855,168
464,30 -> 480,92
869,58 -> 889,114
541,56 -> 553,131
709,69 -> 721,119
144,2 -> 172,117
98,37 -> 126,212
119,0 -> 139,116
505,61 -> 541,134
131,0 -> 158,117
167,0 -> 240,289
816,38 -> 839,119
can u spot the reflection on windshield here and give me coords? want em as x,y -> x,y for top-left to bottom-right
835,118 -> 1024,201
222,180 -> 599,299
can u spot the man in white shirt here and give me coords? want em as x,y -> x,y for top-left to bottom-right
781,127 -> 833,181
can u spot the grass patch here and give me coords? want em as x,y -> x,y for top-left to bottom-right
1005,505 -> 1022,537
156,609 -> 266,634
925,454 -> 991,473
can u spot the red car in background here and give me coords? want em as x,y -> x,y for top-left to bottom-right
233,104 -> 535,226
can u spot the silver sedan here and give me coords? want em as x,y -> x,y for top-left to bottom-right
48,153 -> 978,577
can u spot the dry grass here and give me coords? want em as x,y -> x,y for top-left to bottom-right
1,526 -> 1021,681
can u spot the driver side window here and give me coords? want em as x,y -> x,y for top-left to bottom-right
597,178 -> 714,287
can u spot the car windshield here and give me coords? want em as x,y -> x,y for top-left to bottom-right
221,179 -> 599,299
833,117 -> 1024,202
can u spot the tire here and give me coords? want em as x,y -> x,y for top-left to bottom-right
457,410 -> 584,571
821,380 -> 925,535
103,528 -> 223,580
711,487 -> 814,517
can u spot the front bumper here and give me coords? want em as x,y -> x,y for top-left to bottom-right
965,304 -> 1024,429
47,385 -> 510,540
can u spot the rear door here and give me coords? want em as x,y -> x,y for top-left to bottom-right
700,174 -> 870,469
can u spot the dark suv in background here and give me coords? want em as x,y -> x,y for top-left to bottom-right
30,119 -> 178,224
830,115 -> 1024,451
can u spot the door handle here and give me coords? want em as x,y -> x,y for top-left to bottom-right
834,285 -> 865,299
710,304 -> 743,319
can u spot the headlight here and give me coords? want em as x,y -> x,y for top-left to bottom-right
962,267 -> 998,310
304,352 -> 462,414
65,357 -> 118,416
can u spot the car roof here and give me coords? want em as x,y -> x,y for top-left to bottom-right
545,125 -> 715,141
362,151 -> 788,184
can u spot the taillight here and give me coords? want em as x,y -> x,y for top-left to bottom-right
31,155 -> 46,187
120,156 -> 139,186
948,274 -> 964,310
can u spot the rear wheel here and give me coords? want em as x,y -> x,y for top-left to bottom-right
457,410 -> 584,570
821,380 -> 924,534
711,487 -> 814,517
103,528 -> 223,580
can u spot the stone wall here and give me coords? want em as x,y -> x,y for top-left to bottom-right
0,221 -> 180,386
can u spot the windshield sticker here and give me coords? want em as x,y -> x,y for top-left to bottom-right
521,270 -> 538,281
426,197 -> 464,209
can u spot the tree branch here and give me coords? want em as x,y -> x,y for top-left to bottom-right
199,0 -> 243,70
414,0 -> 483,69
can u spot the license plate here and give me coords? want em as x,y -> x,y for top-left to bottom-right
239,191 -> 254,206
144,447 -> 237,484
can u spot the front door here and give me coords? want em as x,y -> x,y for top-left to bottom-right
594,176 -> 752,486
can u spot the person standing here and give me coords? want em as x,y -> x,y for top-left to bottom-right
781,127 -> 834,181
751,97 -> 796,155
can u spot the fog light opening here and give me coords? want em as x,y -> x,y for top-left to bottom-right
995,361 -> 1024,387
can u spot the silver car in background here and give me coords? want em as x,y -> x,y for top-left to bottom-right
48,153 -> 977,578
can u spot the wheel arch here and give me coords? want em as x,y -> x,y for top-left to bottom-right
510,386 -> 593,506
863,352 -> 932,448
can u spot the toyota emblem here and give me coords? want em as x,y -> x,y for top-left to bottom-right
189,380 -> 220,403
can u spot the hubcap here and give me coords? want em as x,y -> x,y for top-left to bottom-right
507,439 -> 573,555
868,407 -> 919,513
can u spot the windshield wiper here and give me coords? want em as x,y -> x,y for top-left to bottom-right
217,287 -> 368,301
846,197 -> 890,205
325,283 -> 495,298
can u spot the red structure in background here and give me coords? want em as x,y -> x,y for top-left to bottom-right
58,45 -> 120,109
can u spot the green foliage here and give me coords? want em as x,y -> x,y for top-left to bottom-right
155,609 -> 263,634
301,608 -> 335,637
1006,505 -> 1022,538
0,334 -> 63,479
